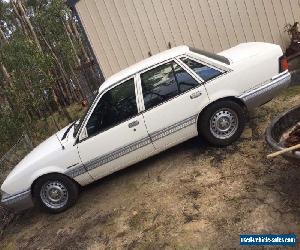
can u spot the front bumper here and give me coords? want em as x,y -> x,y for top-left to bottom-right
239,71 -> 291,110
1,190 -> 34,212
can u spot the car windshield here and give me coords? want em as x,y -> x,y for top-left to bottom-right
189,47 -> 231,65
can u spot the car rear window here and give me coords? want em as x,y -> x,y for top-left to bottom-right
181,58 -> 222,81
189,47 -> 231,65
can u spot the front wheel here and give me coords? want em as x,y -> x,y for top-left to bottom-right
198,100 -> 247,146
33,174 -> 79,213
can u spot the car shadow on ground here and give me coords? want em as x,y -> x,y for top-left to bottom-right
82,136 -> 207,193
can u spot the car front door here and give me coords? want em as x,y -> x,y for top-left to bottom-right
77,77 -> 155,180
137,59 -> 211,151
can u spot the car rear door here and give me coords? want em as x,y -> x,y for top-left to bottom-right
137,59 -> 210,151
76,76 -> 155,180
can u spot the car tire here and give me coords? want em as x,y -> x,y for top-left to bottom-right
198,100 -> 247,146
33,174 -> 79,214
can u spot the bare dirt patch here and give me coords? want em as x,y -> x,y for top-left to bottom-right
1,89 -> 300,249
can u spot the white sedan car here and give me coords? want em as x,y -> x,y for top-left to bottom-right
1,43 -> 291,213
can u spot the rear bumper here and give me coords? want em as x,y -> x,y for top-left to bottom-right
1,190 -> 33,212
239,71 -> 291,110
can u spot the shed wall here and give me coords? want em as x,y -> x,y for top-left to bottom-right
75,0 -> 300,77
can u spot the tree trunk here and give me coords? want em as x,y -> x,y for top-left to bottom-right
70,17 -> 90,63
38,30 -> 75,103
52,81 -> 72,123
11,0 -> 29,36
64,21 -> 81,67
0,81 -> 14,110
70,16 -> 101,90
50,69 -> 67,107
0,27 -> 7,44
0,27 -> 14,110
19,1 -> 42,52
11,0 -> 42,52
0,63 -> 13,88
70,66 -> 85,101
51,87 -> 60,111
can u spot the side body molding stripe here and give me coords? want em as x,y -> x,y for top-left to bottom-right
1,189 -> 34,211
66,114 -> 198,178
2,189 -> 31,204
239,71 -> 291,110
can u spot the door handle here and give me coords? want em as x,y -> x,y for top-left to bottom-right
190,91 -> 202,99
128,120 -> 139,128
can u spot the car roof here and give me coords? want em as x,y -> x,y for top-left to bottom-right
99,45 -> 190,93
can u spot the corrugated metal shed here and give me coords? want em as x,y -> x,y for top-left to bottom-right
72,0 -> 300,78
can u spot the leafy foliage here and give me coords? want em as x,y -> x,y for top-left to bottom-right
0,0 -> 101,155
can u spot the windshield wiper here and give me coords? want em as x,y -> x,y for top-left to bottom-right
61,122 -> 75,141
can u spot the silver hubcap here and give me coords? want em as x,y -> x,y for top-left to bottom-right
210,108 -> 239,140
40,181 -> 68,209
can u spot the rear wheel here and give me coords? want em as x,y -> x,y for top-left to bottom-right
199,100 -> 246,146
33,174 -> 79,213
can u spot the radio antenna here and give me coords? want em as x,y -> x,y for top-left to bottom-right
50,116 -> 65,150
41,93 -> 65,151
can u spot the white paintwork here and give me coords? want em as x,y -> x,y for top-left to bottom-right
1,125 -> 92,195
139,58 -> 209,151
1,43 -> 287,205
77,77 -> 155,179
78,114 -> 155,180
219,42 -> 281,63
208,43 -> 283,104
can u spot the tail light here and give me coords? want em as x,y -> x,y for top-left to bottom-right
279,56 -> 289,73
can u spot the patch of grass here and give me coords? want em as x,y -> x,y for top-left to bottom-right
281,85 -> 300,98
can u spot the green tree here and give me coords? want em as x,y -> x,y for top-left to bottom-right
0,0 -> 102,155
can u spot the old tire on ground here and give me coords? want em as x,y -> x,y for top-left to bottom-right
33,173 -> 79,214
199,100 -> 246,146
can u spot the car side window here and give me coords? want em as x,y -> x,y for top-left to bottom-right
181,57 -> 222,81
172,62 -> 202,93
140,61 -> 201,110
86,78 -> 137,137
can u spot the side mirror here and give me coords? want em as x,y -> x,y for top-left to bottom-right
79,127 -> 88,141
